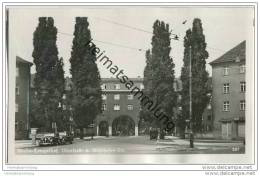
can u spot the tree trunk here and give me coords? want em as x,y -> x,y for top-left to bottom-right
91,128 -> 94,140
159,128 -> 165,139
80,128 -> 84,139
179,127 -> 185,139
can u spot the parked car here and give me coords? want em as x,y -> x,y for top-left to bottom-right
38,131 -> 73,146
39,134 -> 60,146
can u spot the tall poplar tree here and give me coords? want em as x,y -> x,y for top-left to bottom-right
70,17 -> 102,139
141,50 -> 152,123
142,20 -> 176,135
31,17 -> 65,132
180,18 -> 210,134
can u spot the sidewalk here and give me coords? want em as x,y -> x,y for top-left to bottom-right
15,140 -> 36,149
157,138 -> 244,146
155,136 -> 245,152
161,136 -> 244,145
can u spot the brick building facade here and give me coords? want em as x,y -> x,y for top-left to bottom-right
95,78 -> 143,136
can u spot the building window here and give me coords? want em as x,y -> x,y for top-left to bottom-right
114,94 -> 120,100
240,64 -> 246,73
15,103 -> 18,112
140,84 -> 144,90
223,101 -> 230,112
223,67 -> 229,76
223,83 -> 230,94
102,94 -> 107,100
101,84 -> 107,90
127,94 -> 134,100
114,104 -> 120,111
15,87 -> 19,96
102,104 -> 107,111
240,100 -> 245,111
240,81 -> 246,92
127,104 -> 134,110
114,84 -> 120,90
16,67 -> 19,77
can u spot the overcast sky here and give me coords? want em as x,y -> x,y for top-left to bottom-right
9,6 -> 254,78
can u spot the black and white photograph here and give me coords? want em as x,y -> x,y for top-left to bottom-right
0,1 -> 258,175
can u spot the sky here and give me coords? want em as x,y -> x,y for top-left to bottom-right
9,6 -> 254,78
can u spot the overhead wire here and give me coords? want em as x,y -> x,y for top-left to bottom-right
88,16 -> 227,53
58,31 -> 146,52
59,17 -> 226,54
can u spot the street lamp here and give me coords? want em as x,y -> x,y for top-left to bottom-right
171,22 -> 193,147
69,106 -> 73,133
189,45 -> 194,148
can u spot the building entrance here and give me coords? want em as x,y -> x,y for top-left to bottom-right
112,115 -> 135,136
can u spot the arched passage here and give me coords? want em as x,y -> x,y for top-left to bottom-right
112,115 -> 135,136
99,121 -> 109,136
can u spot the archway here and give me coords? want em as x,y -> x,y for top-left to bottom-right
99,121 -> 109,136
112,115 -> 135,136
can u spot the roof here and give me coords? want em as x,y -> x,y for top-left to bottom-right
210,41 -> 246,65
101,77 -> 143,82
16,56 -> 33,66
31,76 -> 213,93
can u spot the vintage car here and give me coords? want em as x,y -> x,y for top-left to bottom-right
38,132 -> 73,146
39,133 -> 60,146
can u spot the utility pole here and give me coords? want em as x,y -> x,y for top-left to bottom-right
189,45 -> 194,148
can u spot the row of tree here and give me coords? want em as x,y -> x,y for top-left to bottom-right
30,16 -> 210,138
141,18 -> 210,138
30,17 -> 102,139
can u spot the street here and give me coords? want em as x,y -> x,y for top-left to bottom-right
15,136 -> 245,154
